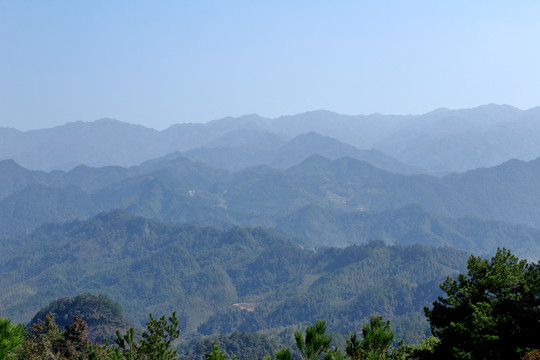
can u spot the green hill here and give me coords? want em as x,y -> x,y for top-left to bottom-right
2,156 -> 540,259
275,204 -> 540,259
0,212 -> 468,343
29,293 -> 135,343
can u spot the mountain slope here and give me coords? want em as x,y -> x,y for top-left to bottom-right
4,104 -> 540,173
2,155 -> 540,259
374,104 -> 540,173
275,204 -> 540,259
267,132 -> 423,174
182,130 -> 422,174
0,211 -> 468,344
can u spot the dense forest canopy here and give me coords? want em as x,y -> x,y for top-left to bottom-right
0,211 -> 470,345
1,248 -> 538,359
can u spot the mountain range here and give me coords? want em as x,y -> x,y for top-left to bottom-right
2,104 -> 540,174
2,104 -> 540,347
0,210 -> 468,344
1,154 -> 540,258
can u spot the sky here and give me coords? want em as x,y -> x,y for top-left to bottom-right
1,1 -> 540,131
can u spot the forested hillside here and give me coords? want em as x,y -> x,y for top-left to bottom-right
1,156 -> 540,259
29,293 -> 135,343
276,204 -> 540,257
3,247 -> 538,360
0,211 -> 468,343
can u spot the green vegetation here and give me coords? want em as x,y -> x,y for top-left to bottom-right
22,314 -> 95,359
178,332 -> 281,360
0,318 -> 25,359
29,293 -> 134,343
346,316 -> 394,360
387,337 -> 439,360
2,155 -> 540,260
204,342 -> 238,360
1,246 -> 539,360
109,312 -> 180,359
1,205 -> 538,359
15,311 -> 180,360
0,212 -> 469,344
425,248 -> 540,359
294,320 -> 331,360
0,315 -> 404,359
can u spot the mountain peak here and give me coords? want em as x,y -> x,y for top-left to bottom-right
291,131 -> 325,140
0,158 -> 23,169
89,118 -> 154,130
473,103 -> 521,112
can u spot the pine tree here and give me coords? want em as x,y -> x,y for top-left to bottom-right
0,317 -> 26,360
425,248 -> 540,360
294,320 -> 332,360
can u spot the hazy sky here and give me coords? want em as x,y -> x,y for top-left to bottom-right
1,1 -> 540,131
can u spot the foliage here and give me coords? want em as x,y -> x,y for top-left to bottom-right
345,316 -> 394,360
111,327 -> 139,360
178,331 -> 281,360
23,314 -> 64,359
3,285 -> 537,360
274,347 -> 294,360
294,320 -> 332,360
322,349 -> 348,360
425,248 -> 540,360
1,213 -> 468,345
0,317 -> 26,360
111,312 -> 180,360
387,336 -> 439,360
28,293 -> 134,343
360,316 -> 394,359
60,316 -> 91,359
139,313 -> 180,359
16,309 -> 180,360
204,342 -> 238,360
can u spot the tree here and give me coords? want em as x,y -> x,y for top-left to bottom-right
24,315 -> 95,360
323,349 -> 348,360
112,312 -> 180,360
23,314 -> 65,360
263,347 -> 293,360
425,248 -> 540,360
205,342 -> 238,360
360,316 -> 394,360
345,332 -> 362,360
275,348 -> 294,360
346,316 -> 394,360
295,320 -> 332,360
28,293 -> 133,344
111,327 -> 139,360
0,317 -> 26,360
138,312 -> 180,360
60,316 -> 90,360
388,336 -> 439,360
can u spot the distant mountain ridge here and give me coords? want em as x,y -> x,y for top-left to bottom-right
183,131 -> 423,174
4,103 -> 540,351
2,104 -> 540,173
373,104 -> 540,173
1,155 -> 540,258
